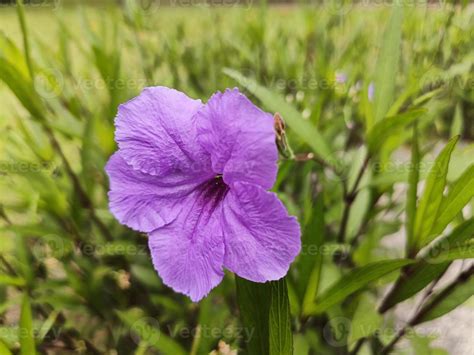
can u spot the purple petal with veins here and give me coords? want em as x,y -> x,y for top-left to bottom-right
105,86 -> 301,301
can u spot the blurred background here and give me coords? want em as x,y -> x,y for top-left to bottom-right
0,0 -> 473,354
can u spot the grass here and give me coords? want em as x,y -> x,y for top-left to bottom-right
0,2 -> 473,354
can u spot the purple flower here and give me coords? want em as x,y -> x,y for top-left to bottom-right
368,82 -> 375,102
105,87 -> 301,301
335,71 -> 347,84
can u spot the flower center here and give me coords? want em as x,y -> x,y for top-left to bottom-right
201,174 -> 229,210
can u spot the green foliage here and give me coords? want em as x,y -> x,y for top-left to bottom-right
413,136 -> 459,251
415,271 -> 474,324
0,1 -> 473,354
19,295 -> 35,355
236,277 -> 293,355
373,1 -> 403,126
305,259 -> 414,315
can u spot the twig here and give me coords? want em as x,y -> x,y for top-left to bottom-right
349,337 -> 366,355
380,264 -> 474,354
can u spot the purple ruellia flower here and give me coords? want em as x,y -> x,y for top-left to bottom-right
105,87 -> 301,301
368,82 -> 375,102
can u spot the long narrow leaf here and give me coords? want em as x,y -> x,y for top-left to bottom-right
415,269 -> 474,324
414,136 -> 459,250
431,164 -> 474,236
373,2 -> 403,124
301,193 -> 325,315
306,259 -> 413,314
236,276 -> 293,355
19,294 -> 36,355
0,340 -> 12,355
406,123 -> 420,255
236,277 -> 270,354
380,219 -> 474,312
367,109 -> 426,154
269,279 -> 293,355
426,242 -> 474,263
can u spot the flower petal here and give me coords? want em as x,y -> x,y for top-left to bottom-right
115,86 -> 211,177
196,88 -> 278,190
222,182 -> 301,282
148,187 -> 226,302
105,152 -> 212,233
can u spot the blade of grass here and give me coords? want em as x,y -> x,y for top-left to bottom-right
15,0 -> 33,79
373,1 -> 403,125
19,294 -> 36,355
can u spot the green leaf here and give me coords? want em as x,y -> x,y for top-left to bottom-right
293,334 -> 310,355
306,259 -> 413,314
431,164 -> 474,236
373,2 -> 403,125
349,295 -> 383,348
236,277 -> 270,354
406,123 -> 420,255
0,275 -> 25,287
367,109 -> 426,154
15,0 -> 33,79
379,220 -> 474,312
269,279 -> 293,355
236,277 -> 293,355
0,339 -> 12,355
0,58 -> 45,121
19,294 -> 36,355
116,308 -> 186,355
378,262 -> 449,313
414,136 -> 459,250
427,218 -> 474,251
194,296 -> 230,355
409,333 -> 447,355
223,68 -> 336,166
415,271 -> 474,324
37,311 -> 59,343
299,191 -> 325,315
426,242 -> 474,263
0,32 -> 29,77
